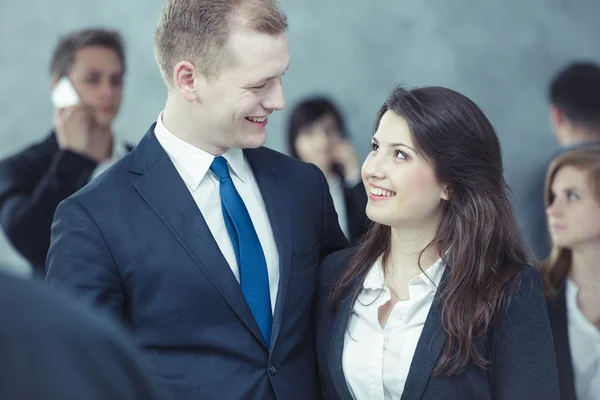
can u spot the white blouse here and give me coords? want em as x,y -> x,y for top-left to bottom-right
566,279 -> 600,400
342,255 -> 446,400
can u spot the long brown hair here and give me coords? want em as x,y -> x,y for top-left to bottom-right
331,86 -> 529,376
540,146 -> 600,299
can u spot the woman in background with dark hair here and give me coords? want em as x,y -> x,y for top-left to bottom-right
315,86 -> 559,399
287,97 -> 369,243
542,147 -> 600,400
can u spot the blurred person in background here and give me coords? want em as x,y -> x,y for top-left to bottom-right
0,271 -> 164,399
521,61 -> 600,262
0,28 -> 132,275
288,97 -> 369,243
541,147 -> 600,400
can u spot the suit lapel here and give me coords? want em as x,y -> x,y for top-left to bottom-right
547,282 -> 577,400
244,148 -> 291,352
329,275 -> 362,400
130,127 -> 267,348
400,267 -> 450,400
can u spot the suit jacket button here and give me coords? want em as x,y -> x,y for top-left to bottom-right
269,365 -> 277,376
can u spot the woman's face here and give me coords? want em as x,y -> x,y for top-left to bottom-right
547,165 -> 600,249
294,113 -> 342,173
361,111 -> 448,231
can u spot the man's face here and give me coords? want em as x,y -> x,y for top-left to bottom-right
67,45 -> 124,128
194,29 -> 289,153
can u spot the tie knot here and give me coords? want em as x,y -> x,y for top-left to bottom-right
210,156 -> 231,180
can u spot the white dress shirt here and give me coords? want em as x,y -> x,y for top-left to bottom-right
89,136 -> 129,181
328,174 -> 361,240
328,176 -> 349,238
343,255 -> 446,400
153,113 -> 280,313
566,279 -> 600,400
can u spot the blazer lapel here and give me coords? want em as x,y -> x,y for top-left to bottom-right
130,126 -> 267,348
244,148 -> 291,352
401,267 -> 450,400
547,282 -> 577,400
329,275 -> 363,400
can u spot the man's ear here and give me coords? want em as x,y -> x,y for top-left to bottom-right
173,61 -> 201,102
550,105 -> 563,130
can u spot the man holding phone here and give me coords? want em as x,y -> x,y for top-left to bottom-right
0,28 -> 131,275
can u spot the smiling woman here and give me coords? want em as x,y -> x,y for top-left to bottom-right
315,85 -> 560,400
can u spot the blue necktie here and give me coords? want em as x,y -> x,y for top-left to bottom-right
210,156 -> 272,345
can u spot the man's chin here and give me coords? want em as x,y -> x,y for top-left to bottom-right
94,113 -> 117,129
240,132 -> 267,149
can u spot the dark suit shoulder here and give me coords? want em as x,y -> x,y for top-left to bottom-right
247,146 -> 320,174
1,132 -> 58,159
67,151 -> 133,204
320,247 -> 357,286
507,264 -> 542,297
0,133 -> 57,175
496,264 -> 549,334
0,273 -> 124,341
0,273 -> 163,399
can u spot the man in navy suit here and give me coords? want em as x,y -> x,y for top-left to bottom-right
45,0 -> 348,398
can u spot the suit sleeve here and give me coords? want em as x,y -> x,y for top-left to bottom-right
311,165 -> 349,260
491,266 -> 560,399
45,197 -> 124,319
0,145 -> 96,270
343,182 -> 370,243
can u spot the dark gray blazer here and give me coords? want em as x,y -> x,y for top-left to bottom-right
546,281 -> 577,400
315,248 -> 560,400
0,272 -> 164,400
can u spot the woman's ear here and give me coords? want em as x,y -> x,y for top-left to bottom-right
441,184 -> 451,201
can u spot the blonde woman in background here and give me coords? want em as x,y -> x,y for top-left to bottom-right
542,146 -> 600,400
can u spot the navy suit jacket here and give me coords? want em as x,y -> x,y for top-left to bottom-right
316,249 -> 560,400
45,124 -> 349,399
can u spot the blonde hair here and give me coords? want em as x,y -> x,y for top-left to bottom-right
154,0 -> 287,86
540,146 -> 600,298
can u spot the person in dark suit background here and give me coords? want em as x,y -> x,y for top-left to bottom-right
0,271 -> 164,400
45,0 -> 348,399
541,147 -> 600,400
0,28 -> 131,274
287,97 -> 369,243
520,61 -> 600,261
316,86 -> 559,400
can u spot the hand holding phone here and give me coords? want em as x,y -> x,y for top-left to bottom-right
51,76 -> 80,109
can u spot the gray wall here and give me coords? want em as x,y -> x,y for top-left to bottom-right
1,0 -> 599,273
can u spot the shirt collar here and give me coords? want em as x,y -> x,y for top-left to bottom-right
153,111 -> 247,191
363,254 -> 447,292
111,135 -> 128,160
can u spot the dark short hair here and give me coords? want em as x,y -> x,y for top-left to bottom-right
50,28 -> 125,78
549,61 -> 600,133
287,96 -> 347,158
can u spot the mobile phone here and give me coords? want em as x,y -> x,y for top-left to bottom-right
51,76 -> 80,108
